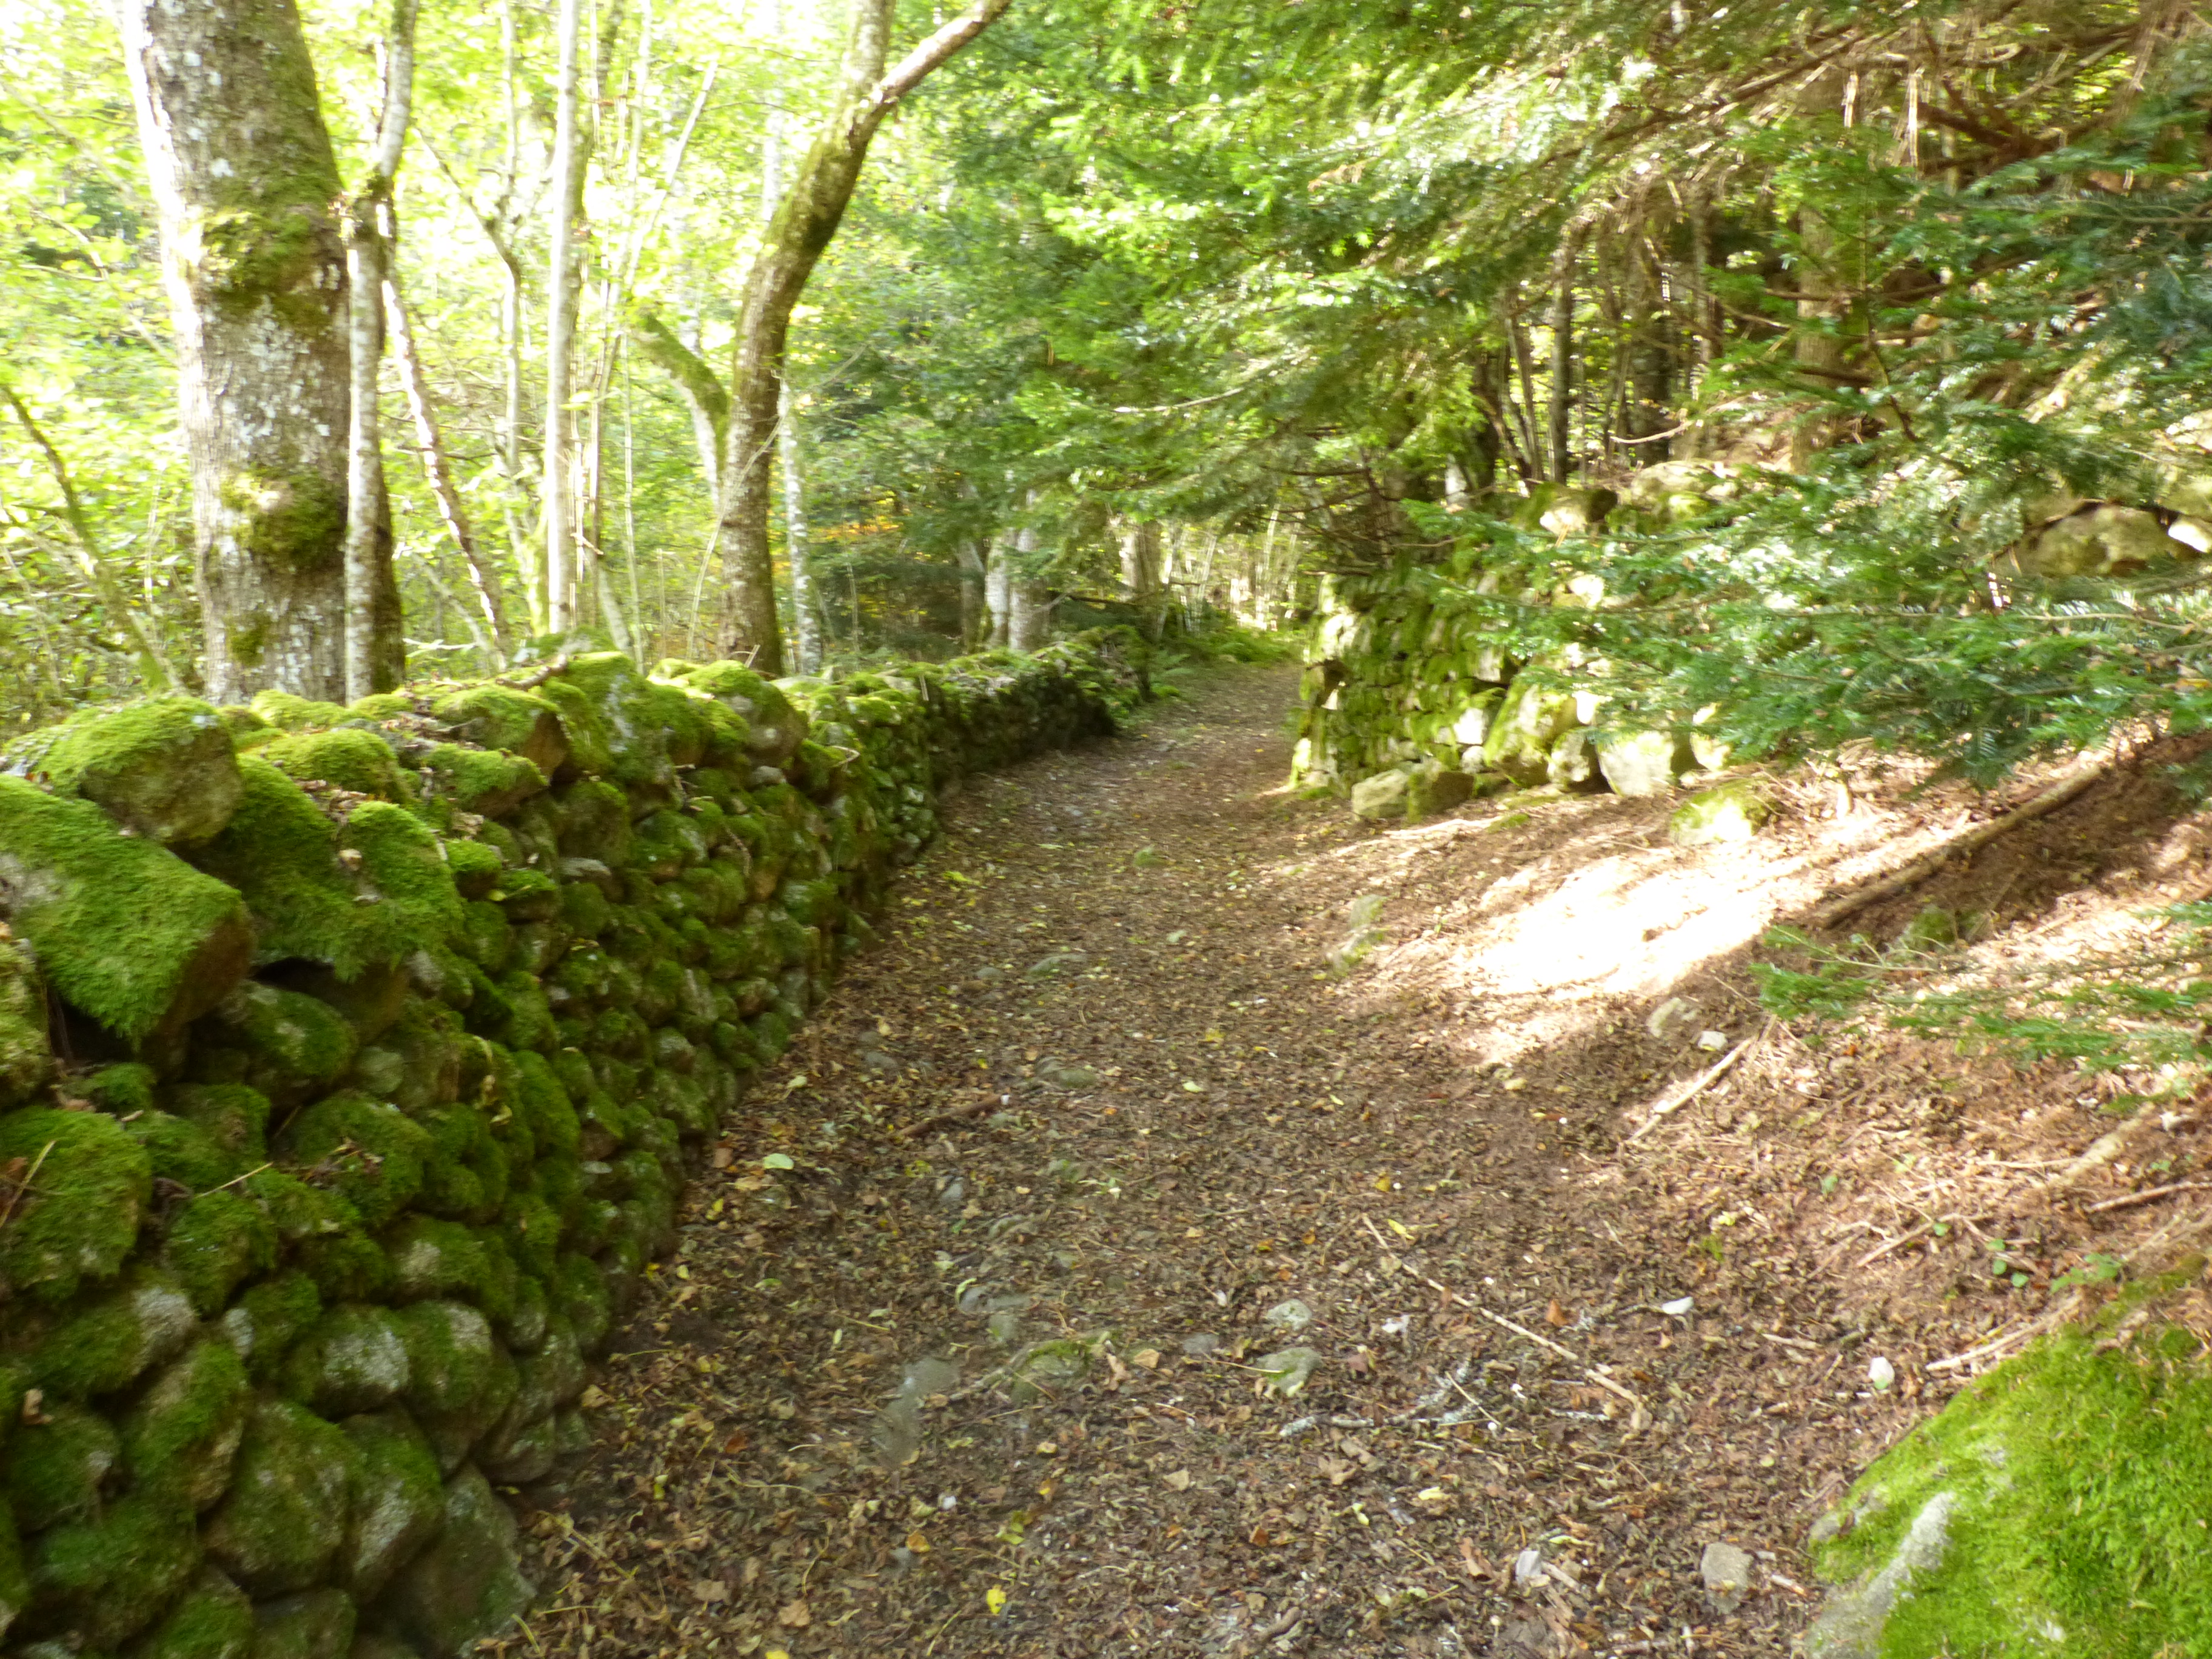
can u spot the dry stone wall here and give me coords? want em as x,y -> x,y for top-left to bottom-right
0,638 -> 1135,1659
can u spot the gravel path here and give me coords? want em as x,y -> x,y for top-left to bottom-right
509,664 -> 1959,1659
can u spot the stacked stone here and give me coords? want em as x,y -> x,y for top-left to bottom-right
0,638 -> 1134,1659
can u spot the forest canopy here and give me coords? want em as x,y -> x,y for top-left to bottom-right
1,0 -> 2208,786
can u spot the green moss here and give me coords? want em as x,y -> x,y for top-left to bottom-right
452,900 -> 512,973
26,696 -> 244,845
429,684 -> 566,765
128,1113 -> 241,1192
127,1567 -> 254,1659
345,802 -> 462,947
0,1107 -> 149,1302
237,1167 -> 354,1245
1814,1326 -> 2212,1657
546,655 -> 675,788
508,1051 -> 579,1163
83,1063 -> 157,1116
492,866 -> 560,923
258,729 -> 411,804
33,1269 -> 196,1398
198,981 -> 356,1099
275,1092 -> 431,1228
443,840 -> 504,902
202,1398 -> 360,1597
383,1216 -> 486,1304
122,1338 -> 250,1510
30,1487 -> 202,1647
163,1190 -> 275,1315
530,679 -> 614,778
293,1226 -> 392,1304
8,1402 -> 118,1529
558,880 -> 611,940
0,779 -> 254,1042
247,692 -> 350,734
221,1272 -> 321,1381
164,1084 -> 271,1162
0,1501 -> 28,1647
418,744 -> 544,818
394,1299 -> 515,1466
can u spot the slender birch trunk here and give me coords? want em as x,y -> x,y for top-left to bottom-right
543,0 -> 585,633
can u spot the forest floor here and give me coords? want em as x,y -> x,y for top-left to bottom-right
503,663 -> 2212,1659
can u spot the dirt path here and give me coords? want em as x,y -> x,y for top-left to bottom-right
505,665 -> 2199,1659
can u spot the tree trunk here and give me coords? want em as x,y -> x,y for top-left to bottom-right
629,309 -> 727,491
386,273 -> 511,664
1621,232 -> 1672,462
341,0 -> 418,700
115,0 -> 358,703
1008,526 -> 1050,649
1790,207 -> 1852,471
542,0 -> 586,634
985,529 -> 1014,647
714,0 -> 1014,674
954,537 -> 987,649
1118,518 -> 1164,640
779,380 -> 822,673
1546,230 -> 1580,484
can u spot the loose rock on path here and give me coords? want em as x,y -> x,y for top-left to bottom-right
503,665 -> 1979,1658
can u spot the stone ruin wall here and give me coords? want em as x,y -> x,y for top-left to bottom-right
0,639 -> 1134,1659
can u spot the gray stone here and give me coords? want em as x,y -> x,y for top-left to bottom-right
1546,729 -> 1604,792
250,1589 -> 357,1659
986,1310 -> 1024,1347
284,1306 -> 412,1417
1404,765 -> 1473,819
1349,769 -> 1410,820
1007,1338 -> 1094,1403
871,1357 -> 962,1468
1806,1493 -> 1955,1659
1512,1544 -> 1547,1587
1597,729 -> 1694,798
1261,1298 -> 1314,1335
1179,1333 -> 1221,1356
369,1467 -> 533,1659
204,1399 -> 361,1597
1255,1346 -> 1321,1398
2017,505 -> 2191,578
131,1567 -> 255,1659
1700,1540 -> 1755,1612
340,1413 -> 444,1601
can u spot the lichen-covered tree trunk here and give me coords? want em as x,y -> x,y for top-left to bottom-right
115,0 -> 373,703
714,0 -> 1014,675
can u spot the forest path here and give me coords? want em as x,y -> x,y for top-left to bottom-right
520,665 -> 1854,1659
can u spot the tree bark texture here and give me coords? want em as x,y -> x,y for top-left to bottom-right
1007,525 -> 1050,649
714,0 -> 1014,675
1546,231 -> 1580,484
542,0 -> 586,634
115,0 -> 360,703
1118,518 -> 1164,640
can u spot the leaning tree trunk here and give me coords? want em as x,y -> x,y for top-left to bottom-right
115,0 -> 367,703
714,0 -> 1014,674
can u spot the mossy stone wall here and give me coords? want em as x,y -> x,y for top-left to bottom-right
0,638 -> 1133,1659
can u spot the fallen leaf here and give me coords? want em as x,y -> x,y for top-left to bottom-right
777,1600 -> 811,1629
986,1586 -> 1010,1616
577,1385 -> 608,1410
906,1530 -> 930,1553
1546,1298 -> 1570,1327
689,1580 -> 728,1603
1133,1348 -> 1162,1370
1163,1469 -> 1193,1491
1387,1217 -> 1413,1240
1372,1173 -> 1393,1193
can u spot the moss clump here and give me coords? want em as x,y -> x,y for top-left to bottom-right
275,1093 -> 431,1228
8,1402 -> 118,1529
529,677 -> 614,778
33,1269 -> 197,1399
27,695 -> 244,845
164,1084 -> 271,1162
430,683 -> 569,776
394,1299 -> 515,1469
293,1225 -> 394,1303
122,1337 -> 250,1510
1811,1325 -> 2212,1657
546,654 -> 675,789
0,779 -> 255,1041
443,839 -> 503,901
127,1112 -> 241,1192
374,1466 -> 533,1657
130,1566 -> 253,1659
248,692 -> 350,732
28,1487 -> 202,1647
0,1107 -> 150,1302
664,660 -> 805,763
220,1272 -> 321,1380
198,981 -> 357,1101
202,1398 -> 360,1597
491,866 -> 560,924
163,1190 -> 276,1314
418,744 -> 545,819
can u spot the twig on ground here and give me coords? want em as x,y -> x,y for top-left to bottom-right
1803,756 -> 2110,931
1421,1276 -> 1649,1432
2086,1180 -> 2212,1214
1624,1034 -> 1758,1141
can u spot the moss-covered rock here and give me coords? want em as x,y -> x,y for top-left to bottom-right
274,1094 -> 431,1229
126,1566 -> 253,1659
394,1301 -> 514,1472
28,1487 -> 202,1647
1481,677 -> 1578,785
203,1399 -> 360,1597
282,1305 -> 412,1416
0,938 -> 52,1107
1808,1325 -> 2212,1658
663,661 -> 806,764
8,1401 -> 119,1529
0,779 -> 254,1041
164,1190 -> 278,1315
33,1269 -> 198,1398
368,1466 -> 530,1659
123,1336 -> 251,1510
27,696 -> 244,845
198,982 -> 358,1102
0,1106 -> 150,1303
337,1412 -> 443,1602
427,686 -> 567,779
258,731 -> 409,805
249,1589 -> 356,1659
220,1273 -> 322,1381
